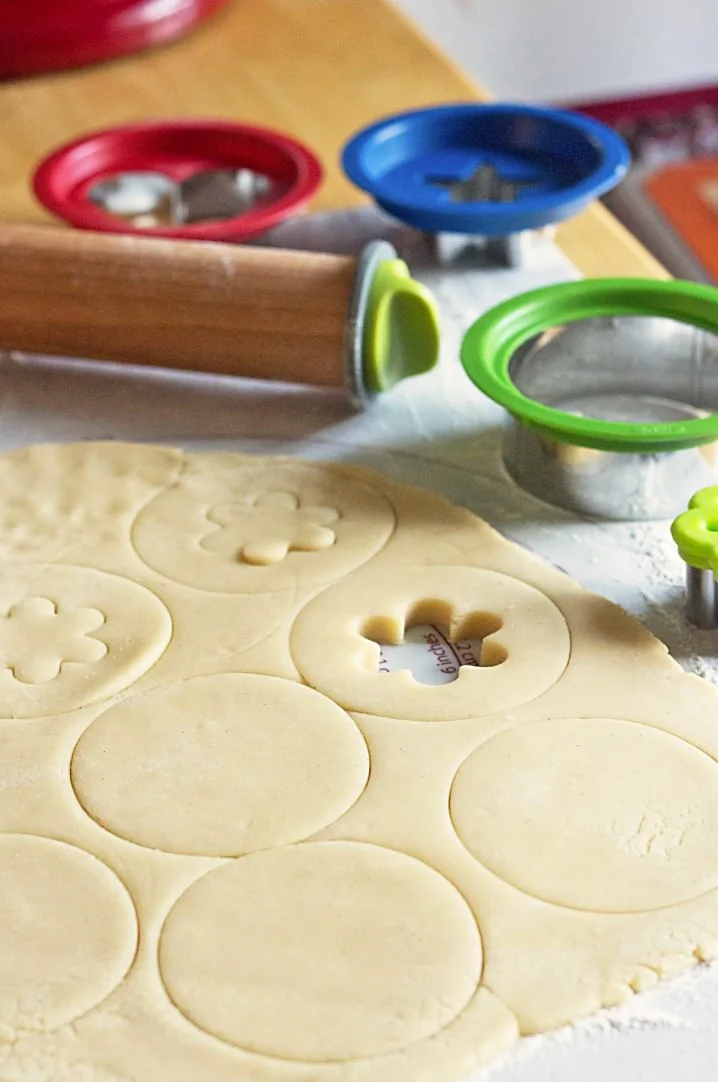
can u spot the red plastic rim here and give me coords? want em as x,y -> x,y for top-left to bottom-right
32,120 -> 324,241
0,0 -> 230,80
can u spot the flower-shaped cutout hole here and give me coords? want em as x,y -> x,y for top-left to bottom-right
292,565 -> 570,721
0,597 -> 108,684
200,491 -> 341,566
362,601 -> 507,686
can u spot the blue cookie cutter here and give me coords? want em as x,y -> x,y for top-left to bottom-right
342,102 -> 630,238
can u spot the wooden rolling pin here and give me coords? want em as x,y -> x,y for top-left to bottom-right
0,222 -> 439,404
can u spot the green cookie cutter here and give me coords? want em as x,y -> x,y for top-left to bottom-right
461,278 -> 718,453
672,487 -> 718,572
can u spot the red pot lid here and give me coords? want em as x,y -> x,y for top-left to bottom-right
33,119 -> 324,242
0,0 -> 230,80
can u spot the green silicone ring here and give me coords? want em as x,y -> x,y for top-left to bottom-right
460,278 -> 718,453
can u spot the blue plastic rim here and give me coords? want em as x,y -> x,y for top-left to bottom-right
342,102 -> 630,236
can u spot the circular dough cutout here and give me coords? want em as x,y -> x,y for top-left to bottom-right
132,462 -> 395,593
0,565 -> 171,718
72,675 -> 370,856
0,834 -> 137,1032
291,566 -> 570,721
160,841 -> 482,1061
451,718 -> 718,913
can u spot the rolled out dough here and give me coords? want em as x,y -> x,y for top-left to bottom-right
0,441 -> 717,1082
71,674 -> 370,856
160,841 -> 483,1062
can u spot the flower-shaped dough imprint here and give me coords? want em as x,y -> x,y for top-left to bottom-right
0,597 -> 107,684
201,491 -> 340,566
0,565 -> 171,719
132,461 -> 395,594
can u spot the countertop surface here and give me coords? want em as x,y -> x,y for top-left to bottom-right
0,0 -> 666,279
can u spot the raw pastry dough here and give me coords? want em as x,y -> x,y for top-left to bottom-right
0,442 -> 181,564
132,459 -> 396,593
0,834 -> 136,1034
450,718 -> 718,912
1,441 -> 718,1082
160,841 -> 482,1061
0,564 -> 171,718
71,674 -> 370,856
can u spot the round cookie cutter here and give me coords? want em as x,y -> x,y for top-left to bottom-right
342,103 -> 630,266
0,0 -> 229,79
461,278 -> 718,520
33,119 -> 323,242
672,485 -> 718,627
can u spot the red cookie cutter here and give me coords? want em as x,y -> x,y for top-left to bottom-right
0,0 -> 230,80
33,119 -> 324,242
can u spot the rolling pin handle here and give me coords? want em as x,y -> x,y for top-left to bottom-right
0,222 -> 439,402
345,241 -> 440,407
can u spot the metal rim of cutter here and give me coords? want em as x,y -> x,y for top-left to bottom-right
461,277 -> 718,453
672,488 -> 718,627
86,168 -> 274,227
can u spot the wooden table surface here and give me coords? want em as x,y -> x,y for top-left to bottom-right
0,0 -> 667,278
